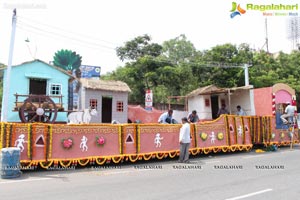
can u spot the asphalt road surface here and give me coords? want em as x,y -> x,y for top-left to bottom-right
1,145 -> 300,200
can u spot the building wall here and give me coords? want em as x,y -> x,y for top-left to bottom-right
230,89 -> 255,115
1,61 -> 70,122
82,89 -> 129,123
253,87 -> 273,116
188,90 -> 255,119
188,95 -> 212,120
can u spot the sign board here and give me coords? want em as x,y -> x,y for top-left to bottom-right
145,89 -> 153,111
80,65 -> 101,78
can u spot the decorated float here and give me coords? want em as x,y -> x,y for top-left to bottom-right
0,60 -> 298,169
0,114 -> 254,169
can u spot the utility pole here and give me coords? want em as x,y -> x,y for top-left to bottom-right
244,63 -> 249,86
2,9 -> 17,122
203,62 -> 251,86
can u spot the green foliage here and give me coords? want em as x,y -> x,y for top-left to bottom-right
116,34 -> 162,61
53,49 -> 82,71
162,34 -> 197,64
108,34 -> 300,107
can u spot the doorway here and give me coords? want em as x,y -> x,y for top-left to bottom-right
211,95 -> 219,119
102,96 -> 112,123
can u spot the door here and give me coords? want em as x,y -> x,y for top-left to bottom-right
101,96 -> 112,123
211,95 -> 219,119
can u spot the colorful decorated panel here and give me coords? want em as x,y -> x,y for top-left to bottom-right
50,125 -> 120,159
189,124 -> 197,148
251,117 -> 262,144
122,124 -> 137,155
8,124 -> 31,161
242,117 -> 252,146
227,115 -> 237,145
234,116 -> 245,145
138,124 -> 180,153
195,115 -> 228,148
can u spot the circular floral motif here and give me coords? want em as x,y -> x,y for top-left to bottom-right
200,132 -> 208,141
280,132 -> 285,139
217,132 -> 224,140
61,137 -> 73,149
96,136 -> 105,146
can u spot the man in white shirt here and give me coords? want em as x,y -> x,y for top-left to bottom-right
158,110 -> 173,124
236,105 -> 247,116
178,117 -> 191,163
280,102 -> 296,124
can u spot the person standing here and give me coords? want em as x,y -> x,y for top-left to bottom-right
187,110 -> 199,123
158,109 -> 173,124
178,117 -> 191,163
236,105 -> 246,116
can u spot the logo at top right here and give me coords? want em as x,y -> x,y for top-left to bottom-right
230,2 -> 246,18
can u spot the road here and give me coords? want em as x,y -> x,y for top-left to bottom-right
1,145 -> 300,200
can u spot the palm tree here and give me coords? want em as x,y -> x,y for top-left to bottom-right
53,49 -> 82,72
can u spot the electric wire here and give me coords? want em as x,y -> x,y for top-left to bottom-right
17,19 -> 116,51
18,15 -> 121,46
17,25 -> 116,55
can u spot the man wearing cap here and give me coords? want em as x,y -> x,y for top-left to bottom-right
178,117 -> 191,163
280,102 -> 296,124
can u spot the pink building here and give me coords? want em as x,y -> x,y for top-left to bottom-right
254,83 -> 296,116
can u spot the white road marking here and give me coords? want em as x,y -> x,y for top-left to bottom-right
0,177 -> 53,184
225,188 -> 273,200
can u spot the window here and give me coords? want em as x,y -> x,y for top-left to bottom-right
117,101 -> 124,112
50,84 -> 61,95
205,99 -> 210,107
89,99 -> 98,110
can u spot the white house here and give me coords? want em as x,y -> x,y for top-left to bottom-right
186,85 -> 255,120
77,78 -> 131,123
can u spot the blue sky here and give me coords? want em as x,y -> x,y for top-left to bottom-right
0,0 -> 298,74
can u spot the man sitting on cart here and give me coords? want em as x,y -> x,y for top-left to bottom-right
280,102 -> 296,124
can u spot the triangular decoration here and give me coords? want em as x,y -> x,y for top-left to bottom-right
245,126 -> 249,132
125,133 -> 134,143
35,134 -> 45,147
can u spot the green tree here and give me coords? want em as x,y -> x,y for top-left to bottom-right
106,35 -> 300,107
162,34 -> 197,64
249,50 -> 279,87
202,43 -> 249,87
116,34 -> 162,62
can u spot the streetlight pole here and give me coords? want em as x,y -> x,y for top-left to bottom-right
1,9 -> 17,122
